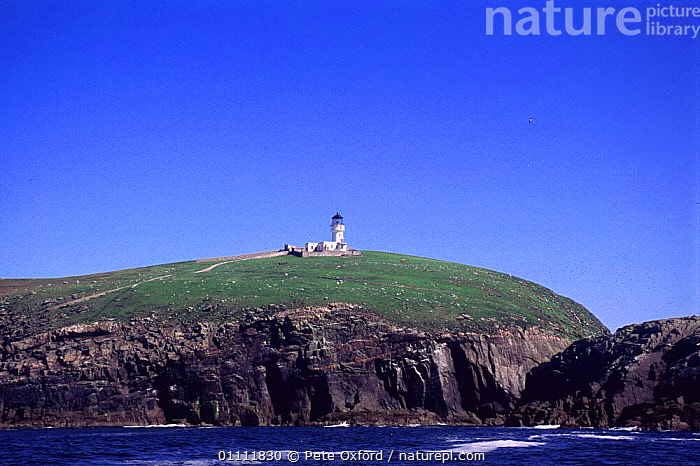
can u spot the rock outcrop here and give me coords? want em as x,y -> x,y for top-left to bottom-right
0,304 -> 571,428
507,316 -> 700,431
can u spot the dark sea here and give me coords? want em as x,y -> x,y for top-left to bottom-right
0,426 -> 698,466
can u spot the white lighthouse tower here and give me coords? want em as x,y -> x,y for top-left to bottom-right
331,213 -> 345,245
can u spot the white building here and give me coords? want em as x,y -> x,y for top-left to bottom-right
284,213 -> 360,257
305,213 -> 348,252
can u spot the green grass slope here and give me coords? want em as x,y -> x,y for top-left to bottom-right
0,251 -> 608,340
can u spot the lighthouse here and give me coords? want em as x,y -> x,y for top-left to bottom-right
298,213 -> 350,253
291,213 -> 359,256
331,213 -> 345,244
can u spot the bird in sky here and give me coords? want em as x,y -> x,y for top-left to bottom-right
528,118 -> 533,123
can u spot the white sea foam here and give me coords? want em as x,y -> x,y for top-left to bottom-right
450,440 -> 546,453
529,432 -> 640,442
610,426 -> 640,432
323,421 -> 350,427
653,438 -> 700,442
567,434 -> 637,441
446,437 -> 494,443
532,424 -> 560,429
122,423 -> 188,428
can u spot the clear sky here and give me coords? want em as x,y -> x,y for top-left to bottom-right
1,1 -> 698,332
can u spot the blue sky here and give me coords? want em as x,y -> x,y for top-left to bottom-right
1,1 -> 698,332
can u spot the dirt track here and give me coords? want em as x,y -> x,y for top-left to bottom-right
194,261 -> 232,274
50,274 -> 172,310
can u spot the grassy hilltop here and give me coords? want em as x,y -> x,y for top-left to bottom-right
0,251 -> 608,340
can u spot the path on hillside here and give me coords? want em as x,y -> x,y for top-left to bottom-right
194,261 -> 232,274
50,274 -> 172,310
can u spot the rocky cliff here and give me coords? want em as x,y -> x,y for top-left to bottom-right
507,316 -> 700,431
0,304 -> 571,428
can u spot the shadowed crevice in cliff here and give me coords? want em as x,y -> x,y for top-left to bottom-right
449,342 -> 479,413
153,357 -> 213,426
449,342 -> 512,419
403,362 -> 429,411
308,375 -> 333,421
154,379 -> 193,424
519,336 -> 615,404
51,329 -> 113,342
264,361 -> 293,425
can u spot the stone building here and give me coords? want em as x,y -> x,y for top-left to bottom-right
285,213 -> 361,258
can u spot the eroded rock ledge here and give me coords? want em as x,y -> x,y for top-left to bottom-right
507,316 -> 700,431
0,304 -> 570,428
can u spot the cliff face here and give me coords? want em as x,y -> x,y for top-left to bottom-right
0,304 -> 571,428
507,316 -> 700,431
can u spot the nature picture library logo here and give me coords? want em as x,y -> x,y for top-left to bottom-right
485,1 -> 700,38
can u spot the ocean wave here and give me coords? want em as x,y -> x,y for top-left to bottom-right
652,438 -> 700,442
122,423 -> 189,428
450,440 -> 547,453
527,432 -> 638,441
564,434 -> 638,441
